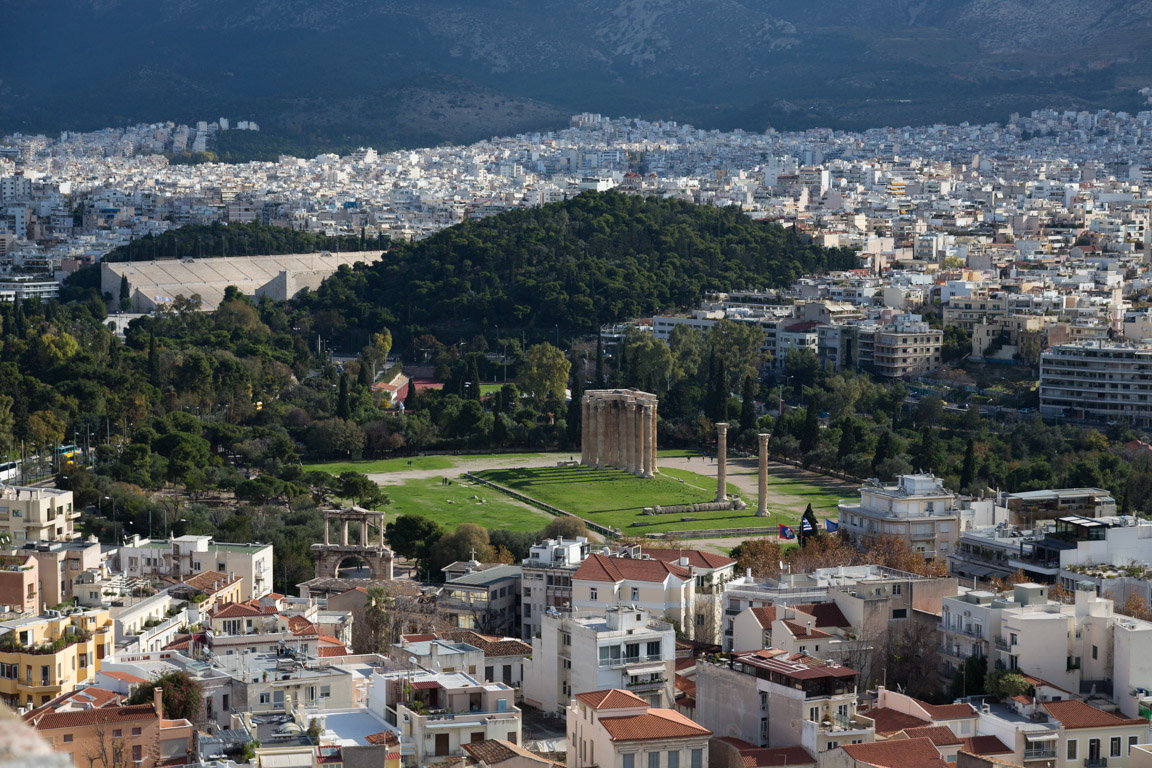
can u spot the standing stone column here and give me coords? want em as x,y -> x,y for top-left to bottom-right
617,399 -> 629,471
595,400 -> 607,470
629,402 -> 640,475
342,519 -> 350,546
644,403 -> 657,478
581,395 -> 592,466
757,433 -> 771,517
715,423 -> 729,502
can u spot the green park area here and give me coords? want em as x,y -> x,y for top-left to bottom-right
379,476 -> 553,533
477,464 -> 757,534
301,452 -> 559,477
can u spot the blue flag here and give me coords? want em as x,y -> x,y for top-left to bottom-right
825,519 -> 839,532
779,524 -> 797,539
801,517 -> 815,533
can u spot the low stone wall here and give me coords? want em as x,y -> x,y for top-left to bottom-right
641,499 -> 748,516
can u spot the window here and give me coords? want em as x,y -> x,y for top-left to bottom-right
1067,740 -> 1078,760
259,693 -> 271,704
590,588 -> 598,601
649,752 -> 660,768
623,755 -> 635,768
62,735 -> 72,743
599,645 -> 621,666
132,727 -> 141,736
646,641 -> 661,659
113,730 -> 121,738
631,587 -> 640,601
892,583 -> 902,595
695,614 -> 704,626
809,706 -> 820,722
1092,645 -> 1098,660
524,588 -> 532,597
691,749 -> 703,768
132,746 -> 142,763
1111,738 -> 1122,758
1130,736 -> 1139,755
668,751 -> 679,768
892,608 -> 907,619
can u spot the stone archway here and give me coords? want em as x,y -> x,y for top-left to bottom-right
310,506 -> 394,580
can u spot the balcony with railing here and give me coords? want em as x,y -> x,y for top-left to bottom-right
1023,747 -> 1058,761
1084,759 -> 1108,768
598,653 -> 664,669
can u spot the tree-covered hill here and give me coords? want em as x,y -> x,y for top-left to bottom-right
299,191 -> 859,350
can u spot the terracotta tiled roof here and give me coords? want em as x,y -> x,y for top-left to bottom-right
899,726 -> 962,747
1042,700 -> 1149,729
960,736 -> 1013,756
573,689 -> 649,710
183,570 -> 240,594
401,633 -> 437,643
840,737 -> 949,768
599,709 -> 712,742
738,746 -> 816,767
463,739 -> 563,766
674,674 -> 696,698
795,602 -> 852,629
212,602 -> 263,619
32,704 -> 157,731
318,646 -> 349,657
162,637 -> 191,651
781,620 -> 831,640
366,731 -> 400,746
858,707 -> 932,736
438,629 -> 532,658
640,549 -> 736,570
912,699 -> 977,719
22,687 -> 121,721
750,606 -> 777,628
573,553 -> 691,583
674,657 -> 696,672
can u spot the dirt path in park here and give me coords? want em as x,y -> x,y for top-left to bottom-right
366,454 -> 571,486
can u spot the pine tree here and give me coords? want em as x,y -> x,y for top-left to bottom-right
337,374 -> 351,420
838,418 -> 857,459
960,438 -> 976,490
740,376 -> 757,433
799,406 -> 820,454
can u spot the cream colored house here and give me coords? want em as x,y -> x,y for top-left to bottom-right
0,486 -> 79,545
568,689 -> 711,768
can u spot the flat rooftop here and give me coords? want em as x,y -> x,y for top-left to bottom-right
310,709 -> 399,747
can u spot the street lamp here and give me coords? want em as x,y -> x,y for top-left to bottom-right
103,495 -> 118,543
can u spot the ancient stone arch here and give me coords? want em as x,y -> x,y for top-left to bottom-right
311,506 -> 394,580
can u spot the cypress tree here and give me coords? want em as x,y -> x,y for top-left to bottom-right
567,369 -> 584,447
960,438 -> 976,490
337,374 -> 351,420
147,329 -> 159,387
838,417 -> 857,459
357,358 -> 372,388
915,426 -> 941,474
119,274 -> 130,309
871,430 -> 892,474
405,381 -> 419,412
740,376 -> 757,433
799,406 -> 819,454
595,336 -> 605,388
468,356 -> 482,401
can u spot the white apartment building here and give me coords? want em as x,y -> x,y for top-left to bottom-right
373,669 -> 521,765
520,537 -> 590,641
838,474 -> 960,559
522,606 -> 676,713
117,534 -> 272,600
695,649 -> 872,752
1040,342 -> 1152,428
568,688 -> 711,768
0,486 -> 78,545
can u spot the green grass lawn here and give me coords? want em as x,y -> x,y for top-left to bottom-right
302,452 -> 563,476
377,477 -> 554,533
477,465 -> 772,534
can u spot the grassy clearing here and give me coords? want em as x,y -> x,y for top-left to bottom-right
477,465 -> 766,534
302,452 -> 564,476
378,477 -> 554,533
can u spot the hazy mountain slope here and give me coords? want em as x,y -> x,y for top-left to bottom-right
3,0 -> 1150,144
